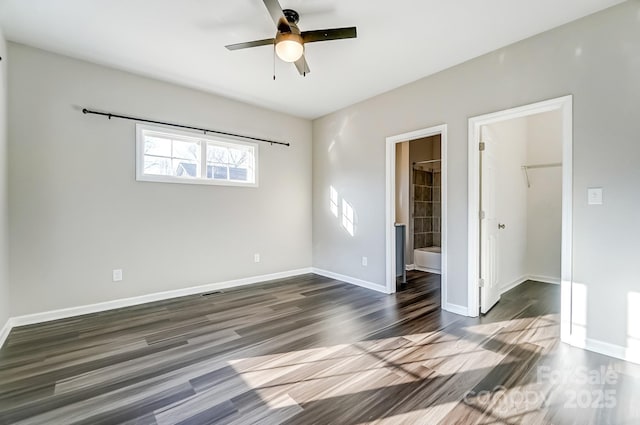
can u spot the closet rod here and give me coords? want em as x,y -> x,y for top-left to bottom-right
81,108 -> 290,147
521,162 -> 562,188
522,162 -> 562,170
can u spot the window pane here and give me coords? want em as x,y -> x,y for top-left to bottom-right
213,166 -> 228,179
173,139 -> 200,161
144,136 -> 171,157
207,145 -> 229,163
174,160 -> 198,178
144,156 -> 173,176
229,167 -> 248,181
228,147 -> 249,167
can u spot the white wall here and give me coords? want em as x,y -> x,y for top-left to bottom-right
7,43 -> 312,316
0,25 -> 9,329
483,118 -> 529,291
312,1 -> 640,352
526,111 -> 563,281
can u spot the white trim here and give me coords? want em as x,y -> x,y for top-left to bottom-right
405,264 -> 416,271
385,124 -> 450,311
0,318 -> 12,349
565,335 -> 640,366
414,266 -> 441,275
312,268 -> 389,294
443,303 -> 468,316
528,275 -> 561,285
500,276 -> 529,295
135,123 -> 259,188
467,95 -> 573,344
8,268 -> 313,329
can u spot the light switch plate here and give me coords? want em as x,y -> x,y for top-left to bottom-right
587,187 -> 603,205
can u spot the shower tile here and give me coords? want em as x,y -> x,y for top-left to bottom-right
414,233 -> 426,249
426,172 -> 433,186
433,202 -> 441,218
415,171 -> 425,186
415,185 -> 423,201
433,233 -> 441,247
424,187 -> 432,202
433,217 -> 441,233
433,187 -> 441,202
414,218 -> 423,233
425,233 -> 433,247
415,202 -> 427,217
434,172 -> 441,186
425,202 -> 433,217
424,218 -> 432,232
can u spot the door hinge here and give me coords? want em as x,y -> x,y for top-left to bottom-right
479,141 -> 486,151
479,210 -> 486,220
479,278 -> 485,288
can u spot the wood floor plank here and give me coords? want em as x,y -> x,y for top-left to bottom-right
0,273 -> 639,424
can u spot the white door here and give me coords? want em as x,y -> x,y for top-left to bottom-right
480,133 -> 500,314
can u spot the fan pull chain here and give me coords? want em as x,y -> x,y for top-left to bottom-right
273,43 -> 276,81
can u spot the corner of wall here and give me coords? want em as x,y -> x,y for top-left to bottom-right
0,22 -> 11,344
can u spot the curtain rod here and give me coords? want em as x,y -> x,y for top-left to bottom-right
81,108 -> 290,147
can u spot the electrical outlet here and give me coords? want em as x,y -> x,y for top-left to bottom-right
254,253 -> 260,263
362,257 -> 368,267
112,269 -> 123,282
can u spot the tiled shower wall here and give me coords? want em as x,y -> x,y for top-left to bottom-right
413,169 -> 441,249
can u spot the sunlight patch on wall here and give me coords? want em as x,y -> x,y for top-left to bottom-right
627,292 -> 640,360
330,186 -> 339,217
342,199 -> 355,236
571,282 -> 588,340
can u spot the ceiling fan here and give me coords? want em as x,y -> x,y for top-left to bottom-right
225,0 -> 357,76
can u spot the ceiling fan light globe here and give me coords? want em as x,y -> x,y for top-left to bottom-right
275,34 -> 304,62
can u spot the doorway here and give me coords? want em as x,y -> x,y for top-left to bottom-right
386,125 -> 453,312
468,96 -> 572,341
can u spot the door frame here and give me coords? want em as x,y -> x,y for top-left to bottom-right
467,95 -> 573,342
385,124 -> 450,310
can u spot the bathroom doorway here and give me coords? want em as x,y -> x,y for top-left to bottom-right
386,124 -> 455,313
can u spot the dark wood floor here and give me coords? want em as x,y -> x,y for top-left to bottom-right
1,272 -> 639,424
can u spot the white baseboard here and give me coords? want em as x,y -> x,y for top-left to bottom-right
405,264 -> 415,271
500,275 -> 561,295
443,303 -> 468,316
0,318 -> 12,349
564,334 -> 640,365
528,275 -> 561,285
500,276 -> 529,295
312,268 -> 389,294
8,268 -> 314,330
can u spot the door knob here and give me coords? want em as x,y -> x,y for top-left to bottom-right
498,223 -> 506,229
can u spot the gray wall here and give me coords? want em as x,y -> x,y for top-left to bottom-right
8,43 -> 312,316
313,1 -> 640,349
0,26 -> 9,327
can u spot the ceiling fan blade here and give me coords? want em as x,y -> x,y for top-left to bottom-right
302,27 -> 357,43
294,55 -> 311,76
225,38 -> 275,51
262,0 -> 291,33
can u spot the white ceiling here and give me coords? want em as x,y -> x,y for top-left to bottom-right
0,0 -> 624,119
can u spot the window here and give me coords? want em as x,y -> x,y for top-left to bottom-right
136,124 -> 258,187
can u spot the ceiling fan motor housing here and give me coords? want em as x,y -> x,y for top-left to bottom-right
283,9 -> 300,24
